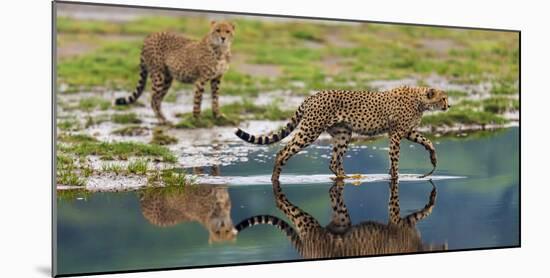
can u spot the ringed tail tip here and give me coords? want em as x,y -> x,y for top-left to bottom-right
115,97 -> 128,105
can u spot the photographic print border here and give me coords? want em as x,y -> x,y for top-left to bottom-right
51,1 -> 521,277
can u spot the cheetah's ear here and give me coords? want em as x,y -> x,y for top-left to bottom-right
210,20 -> 217,27
229,22 -> 236,30
427,88 -> 435,99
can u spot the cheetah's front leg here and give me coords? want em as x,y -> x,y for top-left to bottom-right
328,126 -> 352,179
192,79 -> 206,118
210,76 -> 223,118
326,180 -> 351,233
388,132 -> 403,180
406,130 -> 437,178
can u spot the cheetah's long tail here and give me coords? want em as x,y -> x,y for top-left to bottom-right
115,56 -> 148,105
234,103 -> 304,144
235,215 -> 298,242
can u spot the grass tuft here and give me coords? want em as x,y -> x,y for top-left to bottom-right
422,109 -> 508,127
111,113 -> 142,124
78,97 -> 111,111
61,141 -> 176,162
150,128 -> 178,145
111,125 -> 149,136
127,159 -> 148,175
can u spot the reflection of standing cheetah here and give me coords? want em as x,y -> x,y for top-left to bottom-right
116,21 -> 235,124
139,185 -> 237,243
235,86 -> 450,180
236,179 -> 446,258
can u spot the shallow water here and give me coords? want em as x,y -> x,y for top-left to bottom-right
56,127 -> 519,276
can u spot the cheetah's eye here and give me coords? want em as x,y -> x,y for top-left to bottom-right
216,29 -> 221,33
226,30 -> 230,34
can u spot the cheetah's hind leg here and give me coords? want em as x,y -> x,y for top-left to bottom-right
272,124 -> 322,181
151,71 -> 173,125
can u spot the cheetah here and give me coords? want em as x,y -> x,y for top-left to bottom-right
139,184 -> 237,243
235,86 -> 450,181
115,21 -> 235,124
236,179 -> 446,258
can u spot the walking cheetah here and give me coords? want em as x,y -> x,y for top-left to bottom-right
139,184 -> 237,243
235,86 -> 450,181
115,21 -> 235,124
236,179 -> 446,258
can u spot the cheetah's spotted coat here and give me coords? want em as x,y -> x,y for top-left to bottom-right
235,86 -> 450,181
115,21 -> 235,124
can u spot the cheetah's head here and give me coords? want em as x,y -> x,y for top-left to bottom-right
421,87 -> 450,112
208,21 -> 236,47
207,188 -> 238,244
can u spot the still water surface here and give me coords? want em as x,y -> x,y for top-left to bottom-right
57,127 -> 519,275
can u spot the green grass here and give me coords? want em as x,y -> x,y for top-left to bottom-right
176,100 -> 293,129
101,162 -> 124,174
421,109 -> 508,127
85,114 -> 110,128
58,119 -> 81,131
60,141 -> 176,162
146,168 -> 191,189
491,81 -> 518,95
127,159 -> 148,175
150,128 -> 178,145
78,97 -> 112,111
58,133 -> 98,143
482,97 -> 519,113
111,113 -> 142,124
56,153 -> 87,186
445,90 -> 469,98
111,125 -> 149,136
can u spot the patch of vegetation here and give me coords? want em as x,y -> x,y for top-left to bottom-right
56,153 -> 87,186
111,125 -> 149,136
150,128 -> 178,145
85,114 -> 110,128
491,81 -> 518,95
60,141 -> 176,162
445,90 -> 468,98
175,112 -> 239,129
175,100 -> 293,129
147,169 -> 190,188
111,112 -> 142,124
58,133 -> 98,143
482,97 -> 519,113
421,109 -> 508,127
101,162 -> 124,175
127,159 -> 148,175
58,119 -> 81,131
164,91 -> 179,103
78,97 -> 111,111
58,40 -> 143,90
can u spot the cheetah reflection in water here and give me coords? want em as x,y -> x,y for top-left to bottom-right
139,183 -> 236,244
236,180 -> 447,258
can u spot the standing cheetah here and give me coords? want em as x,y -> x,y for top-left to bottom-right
115,21 -> 235,124
235,86 -> 450,181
